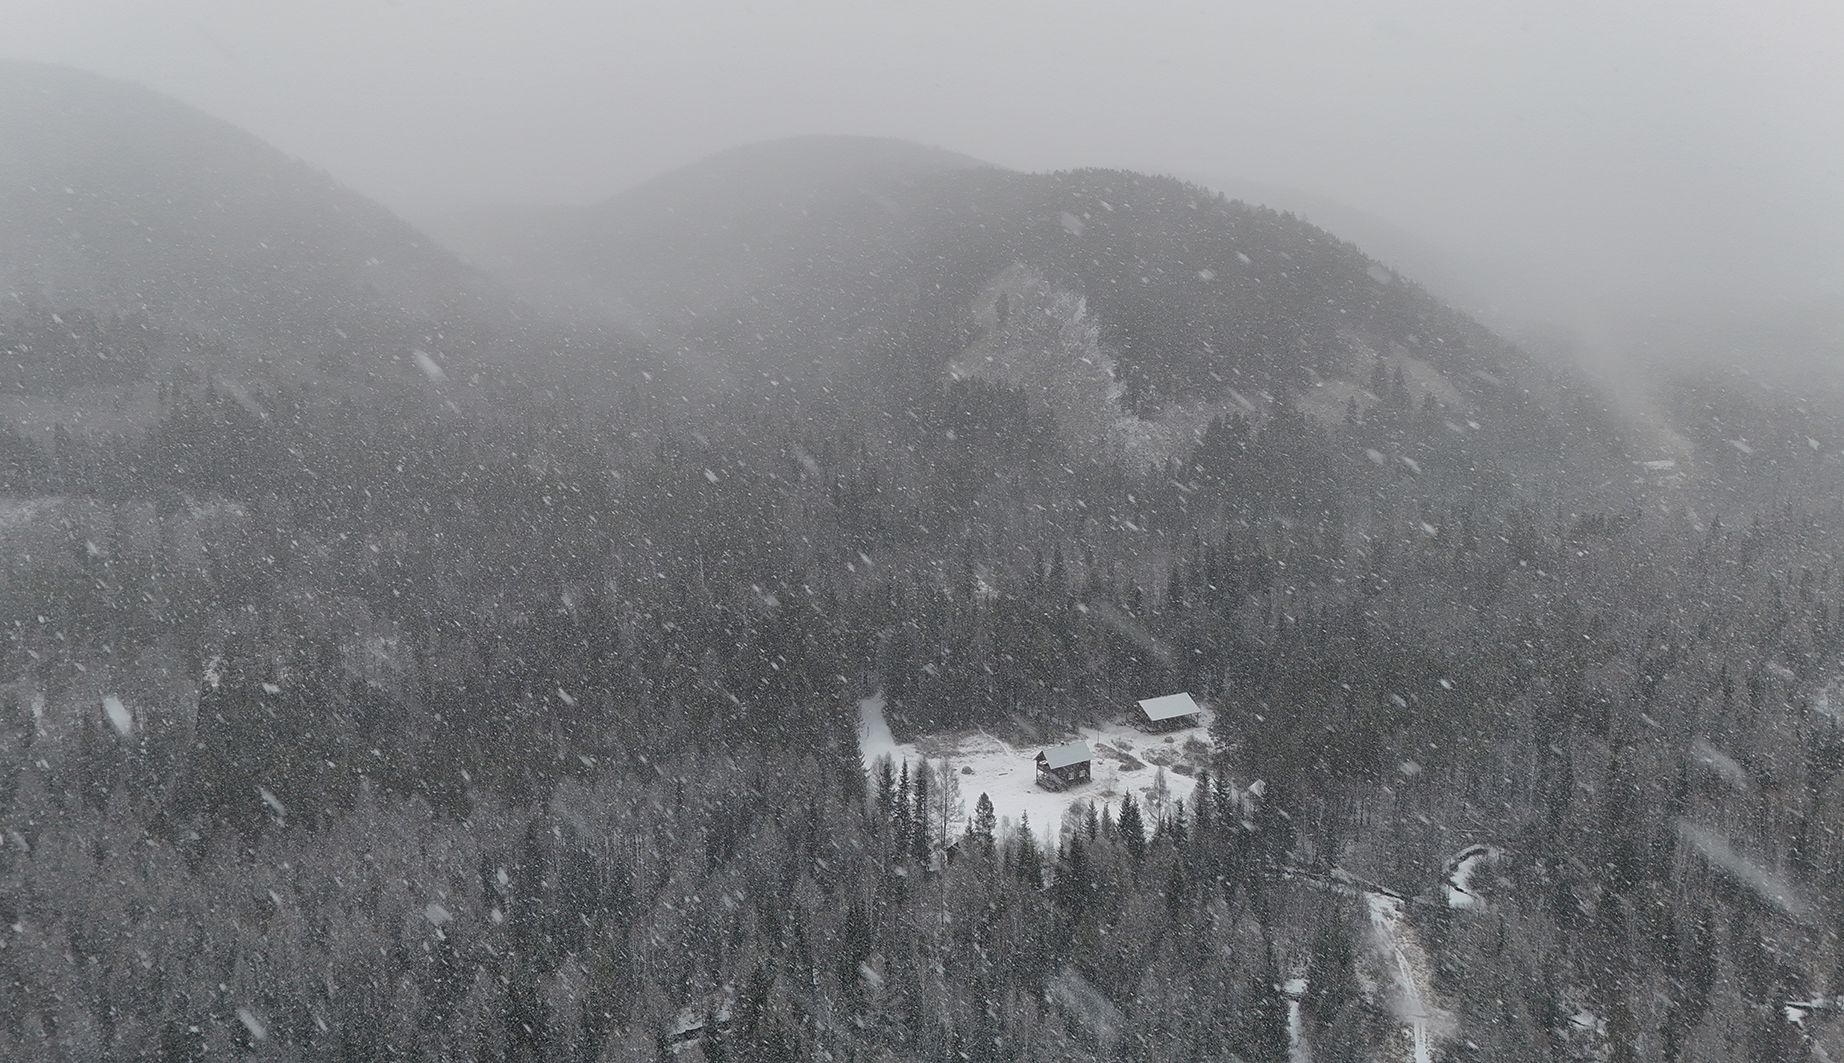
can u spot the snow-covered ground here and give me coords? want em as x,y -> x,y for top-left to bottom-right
1283,977 -> 1310,1063
857,693 -> 1216,847
1365,893 -> 1451,1063
1444,844 -> 1499,909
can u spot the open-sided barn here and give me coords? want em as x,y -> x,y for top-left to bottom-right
1136,692 -> 1201,732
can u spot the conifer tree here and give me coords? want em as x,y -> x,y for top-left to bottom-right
970,792 -> 996,853
1239,951 -> 1291,1063
911,760 -> 931,865
1057,833 -> 1092,915
1166,798 -> 1188,850
1014,814 -> 1043,888
894,760 -> 912,857
1164,861 -> 1189,921
874,756 -> 894,818
1119,791 -> 1146,862
1304,911 -> 1359,1034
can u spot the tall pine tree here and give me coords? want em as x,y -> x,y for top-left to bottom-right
1119,792 -> 1146,862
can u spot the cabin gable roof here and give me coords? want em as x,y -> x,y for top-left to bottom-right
1037,741 -> 1092,770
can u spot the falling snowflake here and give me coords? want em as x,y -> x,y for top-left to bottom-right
102,695 -> 132,736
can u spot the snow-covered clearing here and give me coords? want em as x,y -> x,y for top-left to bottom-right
857,693 -> 1216,847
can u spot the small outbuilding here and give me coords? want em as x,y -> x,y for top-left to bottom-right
1036,741 -> 1093,790
1136,692 -> 1202,732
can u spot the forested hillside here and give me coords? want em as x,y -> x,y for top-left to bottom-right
437,150 -> 1544,428
3,305 -> 1844,1058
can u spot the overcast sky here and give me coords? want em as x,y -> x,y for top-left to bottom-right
5,0 -> 1842,327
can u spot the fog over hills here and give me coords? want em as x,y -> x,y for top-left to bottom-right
0,61 -> 507,355
436,141 -> 1527,396
0,58 -> 689,434
428,136 -> 984,331
0,58 -> 1825,515
428,136 -> 1651,498
9,57 -> 1844,1063
0,53 -> 1798,476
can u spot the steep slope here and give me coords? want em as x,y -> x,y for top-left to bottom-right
0,60 -> 536,391
893,166 -> 1520,409
436,141 -> 1568,451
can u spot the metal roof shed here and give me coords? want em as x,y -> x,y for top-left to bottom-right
1137,692 -> 1202,730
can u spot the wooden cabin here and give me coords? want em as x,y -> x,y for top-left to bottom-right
1136,692 -> 1202,732
1036,741 -> 1093,790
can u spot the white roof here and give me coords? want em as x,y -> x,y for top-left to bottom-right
1037,741 -> 1092,769
1137,692 -> 1201,722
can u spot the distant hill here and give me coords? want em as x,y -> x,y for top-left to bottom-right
427,135 -> 986,331
435,139 -> 1582,473
0,59 -> 565,396
0,65 -> 1617,478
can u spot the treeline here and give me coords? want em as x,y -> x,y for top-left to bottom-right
0,306 -> 162,397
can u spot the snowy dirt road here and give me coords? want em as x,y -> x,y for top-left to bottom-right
1366,893 -> 1447,1063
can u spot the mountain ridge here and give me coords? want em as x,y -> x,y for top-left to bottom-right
424,135 -> 988,336
431,137 -> 1553,432
0,59 -> 531,389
